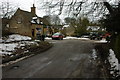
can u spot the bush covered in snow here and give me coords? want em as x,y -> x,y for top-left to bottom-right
0,34 -> 52,64
108,49 -> 120,78
0,41 -> 39,56
0,34 -> 32,55
6,34 -> 31,42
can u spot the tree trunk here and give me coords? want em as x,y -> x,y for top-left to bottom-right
103,2 -> 114,14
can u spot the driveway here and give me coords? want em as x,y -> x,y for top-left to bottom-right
2,39 -> 107,78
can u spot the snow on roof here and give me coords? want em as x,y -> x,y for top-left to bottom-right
31,20 -> 36,23
32,17 -> 37,19
31,17 -> 44,25
40,22 -> 43,24
37,19 -> 40,24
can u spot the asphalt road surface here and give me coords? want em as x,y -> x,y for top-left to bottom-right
2,39 -> 107,79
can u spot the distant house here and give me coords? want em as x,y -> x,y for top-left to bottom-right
62,25 -> 75,36
87,26 -> 106,32
51,25 -> 63,33
4,4 -> 49,39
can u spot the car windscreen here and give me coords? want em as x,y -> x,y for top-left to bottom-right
53,33 -> 60,36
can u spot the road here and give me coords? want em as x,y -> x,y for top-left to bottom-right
2,39 -> 107,78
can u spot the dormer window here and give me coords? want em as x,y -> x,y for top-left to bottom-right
40,21 -> 43,24
37,19 -> 40,24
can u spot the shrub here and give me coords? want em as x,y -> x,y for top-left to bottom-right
114,34 -> 120,62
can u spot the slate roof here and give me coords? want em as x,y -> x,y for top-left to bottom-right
17,8 -> 36,23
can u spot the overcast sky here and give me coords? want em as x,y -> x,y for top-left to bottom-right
7,0 -> 34,11
0,0 -> 45,17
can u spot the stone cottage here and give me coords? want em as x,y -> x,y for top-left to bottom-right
7,4 -> 49,39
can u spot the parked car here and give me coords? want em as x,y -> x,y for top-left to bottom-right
102,33 -> 111,39
52,32 -> 64,40
81,35 -> 90,38
90,34 -> 98,40
80,33 -> 90,38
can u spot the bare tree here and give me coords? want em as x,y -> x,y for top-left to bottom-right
43,14 -> 61,25
0,1 -> 17,18
38,0 -> 118,21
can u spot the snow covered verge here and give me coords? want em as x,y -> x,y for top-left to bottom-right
2,34 -> 31,42
64,36 -> 90,40
45,36 -> 108,42
45,36 -> 90,40
108,49 -> 120,78
94,44 -> 120,79
0,34 -> 52,64
0,41 -> 38,55
94,38 -> 107,43
0,34 -> 33,55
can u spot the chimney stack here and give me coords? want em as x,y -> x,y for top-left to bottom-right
31,4 -> 36,16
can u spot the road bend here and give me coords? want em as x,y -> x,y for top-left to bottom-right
2,39 -> 107,78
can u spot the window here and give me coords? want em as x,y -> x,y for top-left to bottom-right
17,18 -> 22,24
6,24 -> 9,28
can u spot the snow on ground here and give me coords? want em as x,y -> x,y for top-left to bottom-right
45,37 -> 52,40
45,36 -> 108,43
77,37 -> 90,40
0,43 -> 18,55
63,36 -> 90,40
45,36 -> 90,40
63,37 -> 78,39
95,38 -> 107,43
0,41 -> 38,55
0,34 -> 37,55
5,34 -> 31,42
91,49 -> 97,60
108,49 -> 120,77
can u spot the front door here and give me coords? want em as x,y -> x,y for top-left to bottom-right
32,29 -> 35,37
